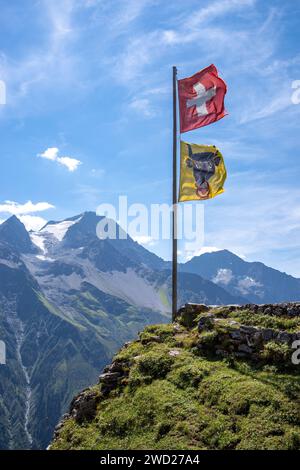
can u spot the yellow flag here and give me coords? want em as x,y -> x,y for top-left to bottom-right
179,141 -> 227,202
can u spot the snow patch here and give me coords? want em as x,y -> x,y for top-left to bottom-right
36,255 -> 55,262
30,233 -> 47,253
40,216 -> 82,241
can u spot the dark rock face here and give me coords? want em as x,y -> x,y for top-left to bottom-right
69,390 -> 101,425
99,360 -> 129,396
198,313 -> 216,332
0,216 -> 36,253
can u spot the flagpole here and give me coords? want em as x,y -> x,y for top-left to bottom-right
172,66 -> 178,322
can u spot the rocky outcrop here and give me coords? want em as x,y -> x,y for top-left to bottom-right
99,359 -> 130,396
53,356 -> 130,436
183,303 -> 300,363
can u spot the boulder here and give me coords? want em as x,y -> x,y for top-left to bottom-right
178,303 -> 209,328
198,314 -> 215,332
69,390 -> 100,424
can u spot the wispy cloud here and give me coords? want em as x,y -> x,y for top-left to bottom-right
0,200 -> 54,215
186,0 -> 256,28
0,0 -> 81,114
38,147 -> 82,172
129,98 -> 155,117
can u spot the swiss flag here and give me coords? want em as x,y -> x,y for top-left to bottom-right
178,64 -> 227,133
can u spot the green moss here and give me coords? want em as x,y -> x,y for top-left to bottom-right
197,330 -> 219,352
168,362 -> 211,389
227,309 -> 300,333
261,341 -> 291,364
139,324 -> 176,345
137,349 -> 174,379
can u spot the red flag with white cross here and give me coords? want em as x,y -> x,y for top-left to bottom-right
178,64 -> 228,133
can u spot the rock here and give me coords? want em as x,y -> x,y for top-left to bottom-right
103,361 -> 125,374
261,329 -> 275,342
53,414 -> 69,438
169,349 -> 180,357
99,359 -> 130,395
239,325 -> 258,335
276,332 -> 292,344
235,352 -> 247,358
198,314 -> 215,332
69,390 -> 100,424
252,331 -> 263,345
99,372 -> 121,395
238,344 -> 253,355
287,305 -> 300,317
141,335 -> 161,345
178,303 -> 209,328
230,330 -> 243,341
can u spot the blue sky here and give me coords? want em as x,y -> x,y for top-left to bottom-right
0,0 -> 300,276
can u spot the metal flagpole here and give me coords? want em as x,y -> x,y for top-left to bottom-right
172,66 -> 178,322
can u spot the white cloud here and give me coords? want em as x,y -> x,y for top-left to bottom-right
57,156 -> 82,172
39,147 -> 59,161
186,0 -> 256,29
0,0 -> 77,111
0,200 -> 54,215
240,90 -> 293,124
237,276 -> 262,294
129,98 -> 155,117
213,268 -> 234,285
38,147 -> 82,172
111,0 -> 258,95
132,235 -> 156,247
0,200 -> 54,231
181,246 -> 222,262
18,215 -> 47,232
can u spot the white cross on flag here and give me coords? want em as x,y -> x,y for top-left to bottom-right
178,64 -> 227,133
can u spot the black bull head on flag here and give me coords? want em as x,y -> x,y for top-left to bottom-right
179,141 -> 227,201
186,143 -> 221,198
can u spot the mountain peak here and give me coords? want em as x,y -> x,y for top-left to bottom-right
199,249 -> 240,258
0,216 -> 36,253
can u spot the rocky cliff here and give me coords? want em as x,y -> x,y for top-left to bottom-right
50,303 -> 300,451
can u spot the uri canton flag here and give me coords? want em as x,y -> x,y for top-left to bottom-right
179,141 -> 227,202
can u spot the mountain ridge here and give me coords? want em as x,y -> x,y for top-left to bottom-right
182,249 -> 300,304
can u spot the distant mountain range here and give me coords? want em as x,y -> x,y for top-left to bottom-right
0,211 -> 299,449
181,249 -> 300,304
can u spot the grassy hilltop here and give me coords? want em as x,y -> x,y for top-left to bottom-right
51,304 -> 300,451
